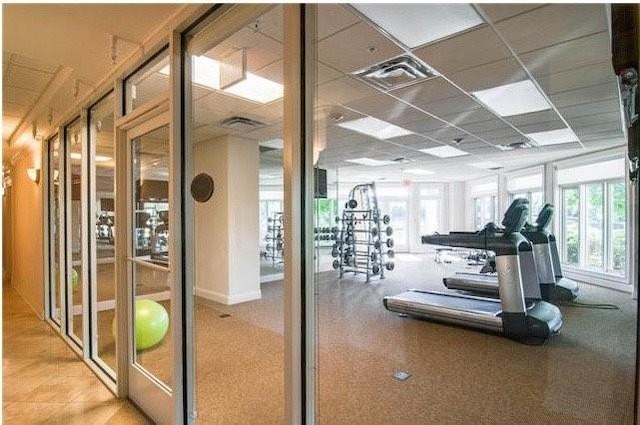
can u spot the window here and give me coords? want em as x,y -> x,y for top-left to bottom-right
473,195 -> 497,230
124,48 -> 169,114
509,190 -> 544,223
560,180 -> 626,277
47,135 -> 62,326
377,186 -> 409,251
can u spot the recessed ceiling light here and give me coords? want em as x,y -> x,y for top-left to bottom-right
352,4 -> 484,48
469,161 -> 501,170
337,116 -> 413,139
420,145 -> 469,158
160,56 -> 282,104
527,128 -> 579,146
472,80 -> 551,117
405,168 -> 434,175
345,157 -> 396,166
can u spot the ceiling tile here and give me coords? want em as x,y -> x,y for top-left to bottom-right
440,108 -> 497,127
316,61 -> 342,85
478,4 -> 543,23
504,110 -> 562,127
412,26 -> 510,75
534,61 -> 617,96
318,22 -> 403,73
391,77 -> 463,113
423,95 -> 482,118
494,4 -> 608,54
566,112 -> 622,129
318,76 -> 380,106
459,118 -> 512,134
520,32 -> 610,78
517,120 -> 567,134
252,5 -> 282,42
207,28 -> 281,74
399,116 -> 448,134
318,4 -> 360,41
3,86 -> 39,106
6,64 -> 53,92
450,58 -> 526,92
558,100 -> 621,119
9,52 -> 58,73
473,127 -> 522,141
549,82 -> 619,109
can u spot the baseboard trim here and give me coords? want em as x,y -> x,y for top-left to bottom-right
195,287 -> 262,305
261,273 -> 283,283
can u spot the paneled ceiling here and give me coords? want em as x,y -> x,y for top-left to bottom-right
192,4 -> 624,184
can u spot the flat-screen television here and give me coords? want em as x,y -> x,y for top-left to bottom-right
315,168 -> 327,199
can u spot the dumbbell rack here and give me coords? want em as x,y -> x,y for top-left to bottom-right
265,212 -> 284,267
333,183 -> 395,283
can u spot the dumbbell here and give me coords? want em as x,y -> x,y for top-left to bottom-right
371,264 -> 381,275
385,227 -> 393,236
382,215 -> 391,225
386,238 -> 394,248
346,227 -> 378,237
332,260 -> 340,269
385,261 -> 395,271
345,199 -> 358,209
386,249 -> 395,259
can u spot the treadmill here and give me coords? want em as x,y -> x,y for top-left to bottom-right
384,200 -> 562,342
444,204 -> 579,302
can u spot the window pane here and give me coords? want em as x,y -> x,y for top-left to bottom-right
378,197 -> 408,250
531,191 -> 544,222
131,125 -> 172,388
124,50 -> 169,114
563,187 -> 580,265
90,93 -> 117,374
66,118 -> 84,344
610,181 -> 626,274
585,183 -> 604,268
420,199 -> 439,235
48,136 -> 62,325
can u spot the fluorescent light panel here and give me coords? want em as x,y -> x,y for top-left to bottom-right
472,80 -> 551,117
70,153 -> 111,162
527,128 -> 579,146
420,145 -> 469,158
405,168 -> 434,175
160,56 -> 282,104
337,116 -> 413,140
353,4 -> 484,48
345,157 -> 395,166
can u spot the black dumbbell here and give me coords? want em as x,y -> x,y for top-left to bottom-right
385,227 -> 393,236
382,215 -> 391,225
386,238 -> 394,248
332,259 -> 340,269
386,249 -> 395,259
385,261 -> 395,271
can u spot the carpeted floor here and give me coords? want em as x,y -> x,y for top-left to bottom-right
93,253 -> 636,424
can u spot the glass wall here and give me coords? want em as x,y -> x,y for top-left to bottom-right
562,187 -> 580,265
473,194 -> 497,230
47,135 -> 62,326
124,49 -> 169,114
186,5 -> 285,423
65,117 -> 84,345
89,92 -> 117,375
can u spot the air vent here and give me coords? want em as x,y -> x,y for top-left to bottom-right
353,55 -> 438,91
220,116 -> 266,131
392,157 -> 414,163
498,141 -> 533,151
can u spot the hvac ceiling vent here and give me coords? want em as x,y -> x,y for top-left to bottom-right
353,55 -> 438,91
220,116 -> 266,131
392,157 -> 414,163
498,141 -> 533,151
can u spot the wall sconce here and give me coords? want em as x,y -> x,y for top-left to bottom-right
27,168 -> 41,184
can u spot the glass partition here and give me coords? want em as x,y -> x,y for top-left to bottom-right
89,92 -> 117,375
65,118 -> 84,345
124,49 -> 170,114
47,135 -> 62,326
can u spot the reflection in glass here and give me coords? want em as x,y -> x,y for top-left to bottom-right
90,93 -> 117,374
586,183 -> 604,268
125,50 -> 169,114
131,125 -> 172,388
48,136 -> 62,325
66,118 -> 84,344
610,181 -> 626,274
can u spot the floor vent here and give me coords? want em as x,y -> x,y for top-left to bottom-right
392,370 -> 412,381
353,55 -> 438,91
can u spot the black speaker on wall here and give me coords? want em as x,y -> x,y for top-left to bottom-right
315,168 -> 327,199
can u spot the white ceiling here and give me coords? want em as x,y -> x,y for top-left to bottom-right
3,4 -> 626,186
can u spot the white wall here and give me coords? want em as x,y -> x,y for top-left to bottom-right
194,135 -> 261,305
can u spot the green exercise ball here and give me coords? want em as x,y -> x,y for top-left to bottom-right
71,268 -> 79,289
111,299 -> 169,350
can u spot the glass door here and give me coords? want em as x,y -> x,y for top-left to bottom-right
125,111 -> 175,420
47,134 -> 63,326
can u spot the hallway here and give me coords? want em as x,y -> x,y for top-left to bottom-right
2,284 -> 149,424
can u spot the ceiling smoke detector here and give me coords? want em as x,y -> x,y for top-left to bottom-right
220,116 -> 266,131
498,140 -> 533,151
452,137 -> 464,145
353,55 -> 438,91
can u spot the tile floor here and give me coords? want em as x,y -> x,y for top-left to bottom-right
2,284 -> 150,424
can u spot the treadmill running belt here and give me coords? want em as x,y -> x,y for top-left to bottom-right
389,290 -> 502,315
